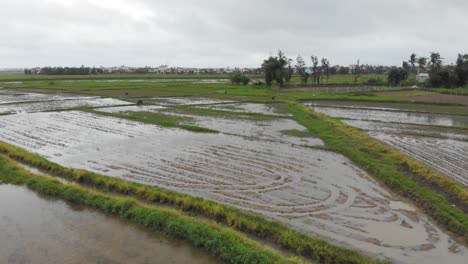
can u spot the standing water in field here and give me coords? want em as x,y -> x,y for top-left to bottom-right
0,184 -> 220,264
0,93 -> 466,263
307,104 -> 468,186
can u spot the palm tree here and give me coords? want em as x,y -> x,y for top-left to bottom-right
402,61 -> 410,80
429,52 -> 443,71
417,57 -> 427,73
409,53 -> 417,74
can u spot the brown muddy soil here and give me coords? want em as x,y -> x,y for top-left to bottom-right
373,90 -> 429,96
0,185 -> 220,264
399,94 -> 468,106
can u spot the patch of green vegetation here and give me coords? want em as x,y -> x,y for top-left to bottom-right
80,107 -> 218,133
0,154 -> 302,264
434,87 -> 468,96
286,102 -> 468,242
287,74 -> 388,86
280,129 -> 316,138
164,106 -> 283,121
0,142 -> 385,264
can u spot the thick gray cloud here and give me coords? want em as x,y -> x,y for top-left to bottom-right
1,0 -> 467,67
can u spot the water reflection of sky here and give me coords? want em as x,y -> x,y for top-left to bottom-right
310,106 -> 468,127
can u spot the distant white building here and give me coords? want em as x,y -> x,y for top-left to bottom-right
416,73 -> 429,82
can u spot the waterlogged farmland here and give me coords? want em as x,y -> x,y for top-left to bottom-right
0,185 -> 219,264
307,103 -> 468,186
0,90 -> 466,263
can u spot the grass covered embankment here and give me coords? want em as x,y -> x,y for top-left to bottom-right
0,154 -> 300,264
286,101 -> 468,241
0,141 -> 385,264
79,107 -> 219,133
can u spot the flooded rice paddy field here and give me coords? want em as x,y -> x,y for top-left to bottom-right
308,103 -> 468,186
0,184 -> 220,264
97,104 -> 318,146
308,100 -> 468,116
307,104 -> 468,127
0,91 -> 466,263
0,89 -> 130,114
195,102 -> 291,116
145,97 -> 234,106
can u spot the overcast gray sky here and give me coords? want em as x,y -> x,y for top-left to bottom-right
1,0 -> 467,68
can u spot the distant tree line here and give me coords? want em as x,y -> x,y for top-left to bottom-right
25,66 -> 105,75
261,50 -> 375,87
388,52 -> 468,87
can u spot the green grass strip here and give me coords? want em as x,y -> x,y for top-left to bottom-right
0,154 -> 304,264
164,105 -> 283,121
286,101 -> 468,241
80,107 -> 218,133
0,141 -> 385,264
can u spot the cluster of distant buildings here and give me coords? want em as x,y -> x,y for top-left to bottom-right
23,65 -> 264,75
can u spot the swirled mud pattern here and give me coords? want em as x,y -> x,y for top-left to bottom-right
0,111 -> 465,263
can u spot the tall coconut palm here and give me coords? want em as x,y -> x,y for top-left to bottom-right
417,57 -> 427,73
409,53 -> 417,74
429,52 -> 443,71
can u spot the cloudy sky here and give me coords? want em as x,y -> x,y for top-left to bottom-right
1,0 -> 467,68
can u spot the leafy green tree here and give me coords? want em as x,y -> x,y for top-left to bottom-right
295,55 -> 309,85
388,67 -> 408,86
230,74 -> 250,85
352,59 -> 361,84
339,66 -> 349,74
455,54 -> 468,87
261,50 -> 289,86
321,58 -> 330,84
311,55 -> 320,85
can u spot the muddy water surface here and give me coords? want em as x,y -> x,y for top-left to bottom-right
0,110 -> 466,263
306,104 -> 468,186
97,104 -> 323,147
308,105 -> 468,127
0,89 -> 130,114
0,185 -> 220,264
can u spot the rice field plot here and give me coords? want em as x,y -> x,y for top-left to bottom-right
97,103 -> 320,147
308,103 -> 468,186
0,106 -> 466,263
0,89 -> 130,114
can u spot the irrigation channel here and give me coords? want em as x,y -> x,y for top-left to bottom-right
0,89 -> 466,263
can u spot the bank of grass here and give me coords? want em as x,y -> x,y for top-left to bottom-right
164,105 -> 284,121
286,101 -> 468,241
280,129 -> 316,138
0,141 -> 385,264
79,107 -> 218,133
0,154 -> 304,264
